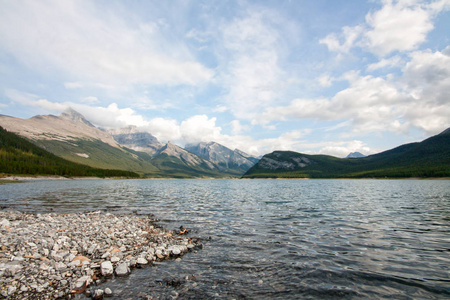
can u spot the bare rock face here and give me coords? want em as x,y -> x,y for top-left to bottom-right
157,142 -> 215,169
258,154 -> 313,171
107,126 -> 163,155
0,108 -> 119,148
185,142 -> 258,173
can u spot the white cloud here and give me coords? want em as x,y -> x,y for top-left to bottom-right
322,0 -> 450,57
317,73 -> 336,87
304,140 -> 374,158
144,118 -> 181,143
319,25 -> 364,53
180,115 -> 222,144
402,46 -> 450,134
218,10 -> 288,119
364,0 -> 434,56
81,96 -> 99,104
0,0 -> 213,87
259,71 -> 409,133
367,55 -> 402,71
5,89 -> 68,112
230,120 -> 249,135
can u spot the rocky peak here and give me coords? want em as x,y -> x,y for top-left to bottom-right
59,108 -> 94,127
185,141 -> 258,173
346,152 -> 366,159
107,126 -> 162,155
157,142 -> 215,169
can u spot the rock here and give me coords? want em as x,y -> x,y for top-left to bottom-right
4,264 -> 22,277
137,257 -> 148,265
100,261 -> 113,276
171,246 -> 181,256
73,255 -> 90,262
104,287 -> 113,296
0,210 -> 202,300
0,218 -> 11,227
93,289 -> 104,299
115,262 -> 130,276
75,275 -> 91,289
7,286 -> 16,296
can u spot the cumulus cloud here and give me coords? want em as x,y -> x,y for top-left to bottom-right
322,0 -> 450,57
401,46 -> 450,134
259,45 -> 450,136
180,115 -> 222,144
259,71 -> 409,133
364,0 -> 434,56
0,0 -> 213,87
144,118 -> 181,143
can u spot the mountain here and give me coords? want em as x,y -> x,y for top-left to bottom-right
107,126 -> 162,155
0,109 -> 160,176
0,126 -> 139,178
346,152 -> 366,158
185,142 -> 258,174
151,142 -> 230,178
243,128 -> 450,178
0,109 -> 242,178
0,109 -> 118,148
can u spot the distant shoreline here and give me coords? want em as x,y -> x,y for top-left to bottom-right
1,175 -> 449,182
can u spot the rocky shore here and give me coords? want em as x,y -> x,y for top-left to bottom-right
0,210 -> 201,299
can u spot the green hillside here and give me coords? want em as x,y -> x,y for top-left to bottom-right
243,128 -> 450,178
0,126 -> 139,178
34,139 -> 160,176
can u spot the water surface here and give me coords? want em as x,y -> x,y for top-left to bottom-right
1,179 -> 449,299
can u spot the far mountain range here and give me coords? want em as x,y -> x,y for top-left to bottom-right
1,108 -> 449,179
0,108 -> 258,178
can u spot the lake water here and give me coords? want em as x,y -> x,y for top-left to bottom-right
1,179 -> 449,299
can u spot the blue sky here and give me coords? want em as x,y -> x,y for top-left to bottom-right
1,0 -> 449,157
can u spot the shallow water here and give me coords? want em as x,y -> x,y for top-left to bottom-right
1,179 -> 449,299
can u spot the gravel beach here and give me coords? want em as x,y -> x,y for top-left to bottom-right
0,210 -> 201,299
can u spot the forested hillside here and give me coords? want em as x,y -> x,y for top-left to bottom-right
243,128 -> 450,178
0,126 -> 139,178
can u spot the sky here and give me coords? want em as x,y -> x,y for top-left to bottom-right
1,0 -> 449,157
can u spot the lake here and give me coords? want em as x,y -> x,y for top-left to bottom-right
1,179 -> 449,299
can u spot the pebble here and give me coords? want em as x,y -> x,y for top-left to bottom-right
115,262 -> 130,276
104,287 -> 113,296
0,210 -> 201,299
137,257 -> 148,265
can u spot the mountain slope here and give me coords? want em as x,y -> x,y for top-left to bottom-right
243,128 -> 450,178
0,110 -> 161,175
107,126 -> 162,155
185,142 -> 257,174
152,142 -> 230,178
0,110 -> 246,178
0,126 -> 139,178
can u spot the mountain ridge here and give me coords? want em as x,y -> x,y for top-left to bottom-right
243,127 -> 450,178
185,141 -> 258,174
0,110 -> 252,178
